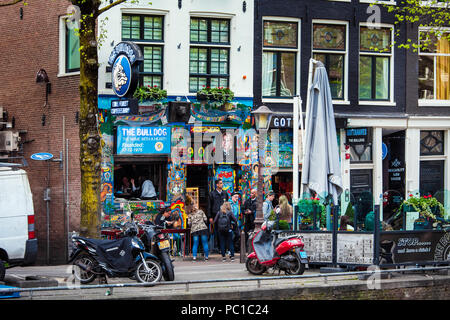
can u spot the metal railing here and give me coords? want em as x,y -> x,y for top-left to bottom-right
1,265 -> 449,299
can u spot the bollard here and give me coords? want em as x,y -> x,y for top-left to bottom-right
240,229 -> 246,263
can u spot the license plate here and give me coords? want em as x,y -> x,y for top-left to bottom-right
158,240 -> 170,249
299,251 -> 308,259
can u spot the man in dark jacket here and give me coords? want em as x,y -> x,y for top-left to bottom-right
208,179 -> 229,251
242,188 -> 257,245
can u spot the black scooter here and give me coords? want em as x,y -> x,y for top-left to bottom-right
138,221 -> 175,281
69,222 -> 163,284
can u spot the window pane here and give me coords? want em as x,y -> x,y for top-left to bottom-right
329,54 -> 344,99
262,52 -> 278,96
280,53 -> 295,96
437,36 -> 450,99
313,24 -> 346,50
143,76 -> 161,88
314,53 -> 344,99
420,131 -> 444,155
190,18 -> 208,42
122,16 -> 131,39
359,56 -> 372,99
375,57 -> 389,100
360,27 -> 391,52
66,23 -> 80,71
142,46 -> 162,73
419,55 -> 434,99
264,21 -> 297,48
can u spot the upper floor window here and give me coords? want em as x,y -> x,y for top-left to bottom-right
312,22 -> 347,101
59,17 -> 80,75
189,18 -> 230,92
359,26 -> 393,101
262,20 -> 298,97
418,31 -> 450,101
66,22 -> 80,73
122,14 -> 164,88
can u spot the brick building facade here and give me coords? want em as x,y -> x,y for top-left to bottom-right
0,0 -> 81,264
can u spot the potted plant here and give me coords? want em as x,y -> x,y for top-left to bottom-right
397,194 -> 446,221
297,197 -> 326,229
196,86 -> 235,110
133,85 -> 167,102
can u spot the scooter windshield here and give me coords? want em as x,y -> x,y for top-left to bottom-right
252,230 -> 276,263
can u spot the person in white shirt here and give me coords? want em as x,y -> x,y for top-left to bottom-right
140,174 -> 157,200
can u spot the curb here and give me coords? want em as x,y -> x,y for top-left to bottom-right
4,274 -> 58,288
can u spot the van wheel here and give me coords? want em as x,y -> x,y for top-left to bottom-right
0,260 -> 5,282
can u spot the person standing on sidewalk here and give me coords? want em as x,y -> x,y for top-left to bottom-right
187,204 -> 209,261
208,179 -> 229,253
229,192 -> 241,252
263,191 -> 275,221
242,188 -> 257,245
214,202 -> 237,262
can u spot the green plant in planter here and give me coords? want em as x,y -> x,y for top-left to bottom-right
196,86 -> 234,105
133,85 -> 167,103
298,197 -> 327,228
396,194 -> 446,221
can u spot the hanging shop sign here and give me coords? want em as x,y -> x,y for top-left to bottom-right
108,42 -> 143,98
110,99 -> 139,115
108,42 -> 143,115
116,125 -> 171,155
270,115 -> 293,128
346,127 -> 369,145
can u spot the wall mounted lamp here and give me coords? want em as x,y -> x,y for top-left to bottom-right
36,69 -> 51,107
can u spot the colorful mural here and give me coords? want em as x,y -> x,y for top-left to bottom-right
170,196 -> 187,229
167,161 -> 186,204
190,103 -> 251,124
99,109 -> 115,215
215,165 -> 236,198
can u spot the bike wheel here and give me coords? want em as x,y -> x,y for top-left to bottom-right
286,252 -> 305,275
161,251 -> 175,281
72,253 -> 97,284
246,257 -> 266,275
135,258 -> 162,284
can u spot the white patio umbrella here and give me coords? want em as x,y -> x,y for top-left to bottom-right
301,59 -> 343,205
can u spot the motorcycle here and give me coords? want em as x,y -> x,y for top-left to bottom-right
138,221 -> 175,281
246,214 -> 309,276
69,222 -> 163,284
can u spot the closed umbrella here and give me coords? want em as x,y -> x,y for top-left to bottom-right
301,60 -> 343,205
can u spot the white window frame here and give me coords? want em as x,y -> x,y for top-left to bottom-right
418,27 -> 450,107
262,16 -> 301,104
358,22 -> 395,106
58,15 -> 80,77
312,19 -> 349,105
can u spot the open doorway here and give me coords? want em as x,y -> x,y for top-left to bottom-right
186,165 -> 209,213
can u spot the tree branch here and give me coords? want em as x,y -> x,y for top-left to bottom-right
97,0 -> 127,16
0,0 -> 24,7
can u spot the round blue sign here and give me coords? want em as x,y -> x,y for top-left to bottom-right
31,152 -> 53,161
112,54 -> 132,98
382,142 -> 388,160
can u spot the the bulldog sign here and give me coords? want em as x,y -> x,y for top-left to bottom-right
108,41 -> 143,99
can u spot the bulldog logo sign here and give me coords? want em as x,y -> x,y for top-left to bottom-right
108,41 -> 143,98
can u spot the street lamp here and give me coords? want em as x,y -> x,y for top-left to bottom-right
251,105 -> 273,231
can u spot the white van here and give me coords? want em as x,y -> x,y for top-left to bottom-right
0,166 -> 37,281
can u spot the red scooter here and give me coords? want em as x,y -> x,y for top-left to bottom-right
246,217 -> 309,275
